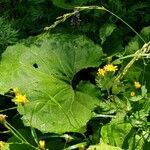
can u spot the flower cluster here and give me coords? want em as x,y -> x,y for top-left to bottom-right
97,64 -> 118,76
12,88 -> 29,105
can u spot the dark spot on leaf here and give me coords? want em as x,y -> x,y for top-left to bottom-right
33,63 -> 38,68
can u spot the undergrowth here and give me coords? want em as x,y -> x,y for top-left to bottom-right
0,0 -> 150,150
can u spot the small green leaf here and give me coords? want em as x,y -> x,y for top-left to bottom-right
99,23 -> 116,44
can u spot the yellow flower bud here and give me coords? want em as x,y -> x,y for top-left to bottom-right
134,81 -> 141,89
39,140 -> 45,150
0,114 -> 7,124
130,91 -> 136,97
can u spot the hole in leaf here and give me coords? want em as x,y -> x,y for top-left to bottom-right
33,63 -> 38,68
71,67 -> 97,90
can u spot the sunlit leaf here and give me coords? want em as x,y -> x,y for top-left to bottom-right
0,34 -> 103,133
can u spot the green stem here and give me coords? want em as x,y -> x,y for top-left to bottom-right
44,10 -> 79,31
94,114 -> 116,118
114,53 -> 150,61
4,122 -> 25,143
75,6 -> 146,43
63,142 -> 87,150
44,5 -> 146,44
0,107 -> 17,113
4,121 -> 39,150
30,126 -> 39,145
115,41 -> 150,81
5,121 -> 28,142
0,130 -> 10,133
102,7 -> 146,43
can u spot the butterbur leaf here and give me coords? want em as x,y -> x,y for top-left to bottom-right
0,34 -> 103,133
99,23 -> 116,44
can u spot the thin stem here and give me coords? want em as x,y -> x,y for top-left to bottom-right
102,7 -> 146,43
0,130 -> 10,133
24,142 -> 39,150
114,53 -> 150,61
30,126 -> 39,145
0,107 -> 17,113
94,114 -> 116,118
4,122 -> 24,143
4,121 -> 39,150
75,6 -> 146,43
44,5 -> 146,44
44,10 -> 79,31
5,121 -> 28,143
63,142 -> 87,150
115,41 -> 150,81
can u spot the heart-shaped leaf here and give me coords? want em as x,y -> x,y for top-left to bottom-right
0,34 -> 103,133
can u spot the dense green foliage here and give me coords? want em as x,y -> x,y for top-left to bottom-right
0,0 -> 150,150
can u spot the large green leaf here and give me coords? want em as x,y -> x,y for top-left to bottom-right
0,34 -> 103,133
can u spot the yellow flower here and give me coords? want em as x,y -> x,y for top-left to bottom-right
134,81 -> 141,89
104,64 -> 118,72
14,94 -> 29,105
39,140 -> 45,150
98,68 -> 106,76
130,91 -> 136,97
0,114 -> 7,124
